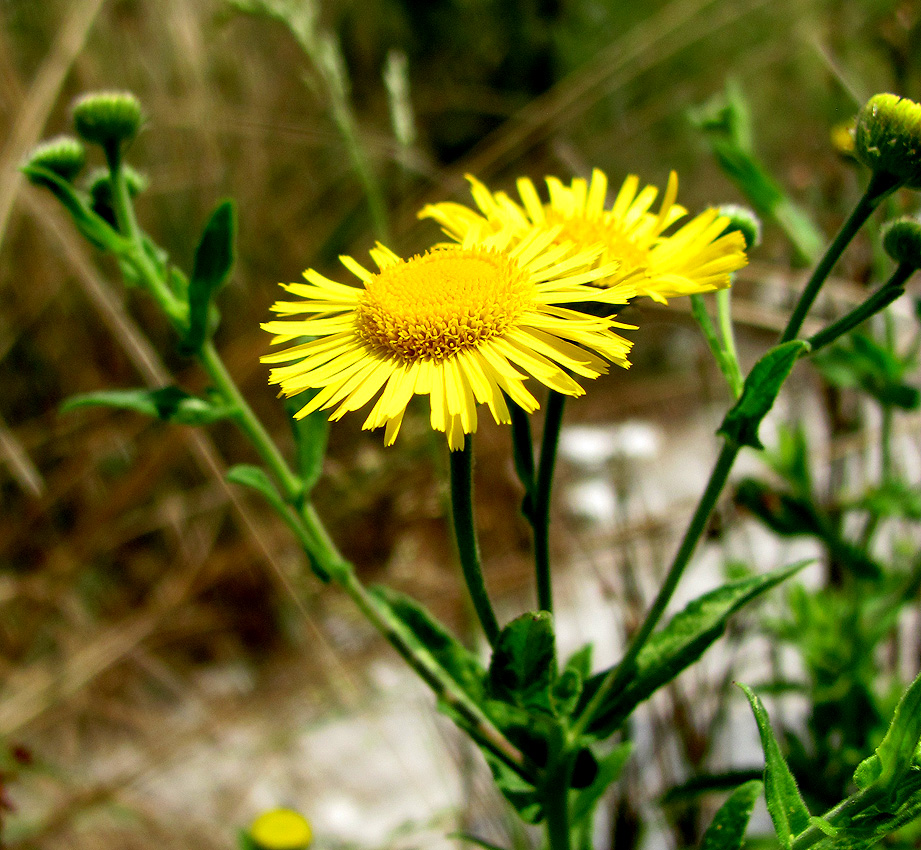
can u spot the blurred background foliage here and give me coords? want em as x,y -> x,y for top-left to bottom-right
3,0 -> 921,847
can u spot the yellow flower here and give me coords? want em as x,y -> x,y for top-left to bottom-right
420,168 -> 748,304
262,227 -> 635,450
249,808 -> 312,850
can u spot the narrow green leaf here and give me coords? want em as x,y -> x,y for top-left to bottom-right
699,780 -> 763,850
369,586 -> 487,704
854,668 -> 921,792
488,611 -> 557,713
184,199 -> 235,351
227,464 -> 283,506
61,386 -> 234,425
22,164 -> 128,251
582,562 -> 808,737
285,391 -> 329,495
739,684 -> 811,849
718,341 -> 809,449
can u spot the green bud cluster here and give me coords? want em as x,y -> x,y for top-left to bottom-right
718,204 -> 762,251
24,135 -> 86,182
855,93 -> 921,188
882,216 -> 921,270
71,90 -> 143,148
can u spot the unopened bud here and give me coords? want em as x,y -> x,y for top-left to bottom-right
23,135 -> 86,182
718,204 -> 762,251
248,808 -> 312,850
882,216 -> 921,269
854,93 -> 921,188
72,90 -> 143,148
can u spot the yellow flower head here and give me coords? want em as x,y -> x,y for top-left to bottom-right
419,168 -> 748,304
262,226 -> 636,450
249,808 -> 312,850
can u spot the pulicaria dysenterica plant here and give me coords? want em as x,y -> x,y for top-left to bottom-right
18,82 -> 921,850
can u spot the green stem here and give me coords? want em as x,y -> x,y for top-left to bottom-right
806,263 -> 912,353
199,340 -> 304,501
690,293 -> 742,399
790,786 -> 885,850
449,437 -> 501,646
109,154 -> 185,325
573,441 -> 739,737
716,287 -> 744,397
543,764 -> 573,850
533,391 -> 566,614
780,171 -> 901,344
509,399 -> 536,518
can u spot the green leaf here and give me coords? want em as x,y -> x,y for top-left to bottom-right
285,391 -> 329,495
369,586 -> 487,704
719,341 -> 809,449
488,612 -> 557,713
662,770 -> 765,804
227,464 -> 284,506
854,668 -> 921,792
22,163 -> 128,252
699,780 -> 763,850
61,386 -> 234,425
582,562 -> 807,738
184,199 -> 235,352
739,684 -> 811,849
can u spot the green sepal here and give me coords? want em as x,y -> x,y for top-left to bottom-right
718,341 -> 809,449
369,585 -> 487,704
488,612 -> 557,714
61,386 -> 235,425
854,668 -> 921,793
285,391 -> 330,496
22,163 -> 128,252
183,200 -> 235,352
581,562 -> 808,738
739,683 -> 811,849
699,779 -> 763,850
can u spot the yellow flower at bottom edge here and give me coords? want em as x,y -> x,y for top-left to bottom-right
419,167 -> 748,304
249,808 -> 312,850
262,227 -> 636,450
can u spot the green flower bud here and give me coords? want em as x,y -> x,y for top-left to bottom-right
71,90 -> 143,148
249,808 -> 312,850
882,216 -> 921,269
718,203 -> 762,251
854,93 -> 921,188
23,135 -> 86,182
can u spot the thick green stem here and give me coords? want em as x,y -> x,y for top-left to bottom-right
780,172 -> 901,344
543,765 -> 573,850
533,392 -> 566,614
449,438 -> 501,646
573,441 -> 739,736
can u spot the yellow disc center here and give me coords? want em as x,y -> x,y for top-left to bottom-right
549,212 -> 649,277
356,248 -> 531,361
